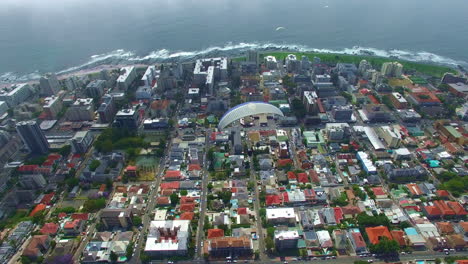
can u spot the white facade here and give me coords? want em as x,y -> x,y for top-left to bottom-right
266,208 -> 296,224
43,96 -> 62,119
117,66 -> 137,91
0,101 -> 8,116
218,102 -> 284,129
0,83 -> 33,107
71,131 -> 94,154
67,98 -> 95,121
141,66 -> 159,87
145,220 -> 190,256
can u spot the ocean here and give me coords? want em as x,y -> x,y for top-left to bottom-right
1,0 -> 468,82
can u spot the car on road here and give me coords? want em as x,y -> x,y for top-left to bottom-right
367,260 -> 373,263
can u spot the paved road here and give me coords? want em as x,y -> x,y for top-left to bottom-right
195,128 -> 211,259
130,137 -> 174,264
148,250 -> 467,264
249,153 -> 266,261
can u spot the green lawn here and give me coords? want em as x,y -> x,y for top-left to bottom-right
258,51 -> 456,78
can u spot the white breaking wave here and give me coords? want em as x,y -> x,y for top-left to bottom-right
1,42 -> 466,83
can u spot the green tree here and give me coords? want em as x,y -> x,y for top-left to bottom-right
89,160 -> 101,171
259,208 -> 266,218
20,256 -> 32,264
207,183 -> 213,191
265,237 -> 275,252
369,237 -> 399,255
58,145 -> 72,156
110,251 -> 118,263
126,242 -> 134,259
170,193 -> 179,206
180,190 -> 188,196
132,216 -> 142,227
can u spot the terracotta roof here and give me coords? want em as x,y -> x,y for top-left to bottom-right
207,229 -> 225,239
459,222 -> 468,232
436,222 -> 455,234
365,226 -> 392,245
209,236 -> 251,249
287,171 -> 297,180
179,212 -> 194,220
64,219 -> 81,229
351,232 -> 366,248
30,204 -> 47,217
277,159 -> 293,167
390,230 -> 406,246
150,99 -> 170,110
160,182 -> 180,190
157,196 -> 170,205
165,170 -> 182,178
237,208 -> 247,215
333,207 -> 343,224
406,183 -> 423,196
266,195 -> 281,206
188,164 -> 202,171
308,169 -> 320,183
40,193 -> 55,205
18,165 -> 38,172
341,205 -> 361,215
447,201 -> 468,215
297,173 -> 309,183
71,213 -> 89,221
282,192 -> 289,203
180,196 -> 196,204
372,187 -> 386,196
180,203 -> 195,212
424,205 -> 442,216
58,212 -> 67,219
40,223 -> 59,235
23,235 -> 49,258
434,200 -> 456,216
436,190 -> 450,197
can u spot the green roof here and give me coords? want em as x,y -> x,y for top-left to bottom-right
444,126 -> 462,138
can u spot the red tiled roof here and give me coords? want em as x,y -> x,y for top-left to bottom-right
368,95 -> 380,104
207,228 -> 225,239
297,173 -> 309,183
266,195 -> 281,206
71,213 -> 89,221
180,196 -> 196,203
180,203 -> 195,212
165,170 -> 182,178
446,201 -> 468,215
126,166 -> 137,171
333,207 -> 343,224
40,193 -> 55,205
40,223 -> 59,235
58,212 -> 67,219
391,230 -> 406,246
372,187 -> 386,196
157,196 -> 170,205
351,231 -> 366,248
366,226 -> 392,245
282,192 -> 289,203
436,190 -> 450,197
406,184 -> 423,196
287,171 -> 297,180
434,200 -> 456,216
308,169 -> 320,183
151,99 -> 170,110
179,212 -> 194,220
303,189 -> 316,200
188,164 -> 202,171
436,222 -> 455,234
341,205 -> 361,215
18,165 -> 38,172
160,182 -> 180,190
64,219 -> 80,229
277,159 -> 293,167
237,208 -> 247,215
30,204 -> 47,217
424,205 -> 442,216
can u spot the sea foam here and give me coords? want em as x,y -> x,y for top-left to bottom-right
1,42 -> 466,83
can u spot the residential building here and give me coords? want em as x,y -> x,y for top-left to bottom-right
67,98 -> 95,121
16,120 -> 50,154
247,50 -> 259,65
0,131 -> 21,167
266,208 -> 296,225
22,235 -> 51,260
71,131 -> 93,154
303,91 -> 318,114
447,82 -> 468,97
264,56 -> 278,70
117,66 -> 137,91
86,80 -> 106,98
331,106 -> 353,121
390,92 -> 408,109
39,73 -> 61,96
97,94 -> 116,123
19,174 -> 47,189
275,230 -> 299,250
381,62 -> 403,77
377,125 -> 402,148
206,236 -> 253,258
145,220 -> 190,257
63,219 -> 84,235
114,108 -> 140,129
141,66 -> 158,87
100,208 -> 133,229
361,104 -> 392,122
43,95 -> 62,119
136,86 -> 153,100
286,54 -> 301,72
0,83 -> 33,107
358,60 -> 371,74
366,226 -> 392,245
